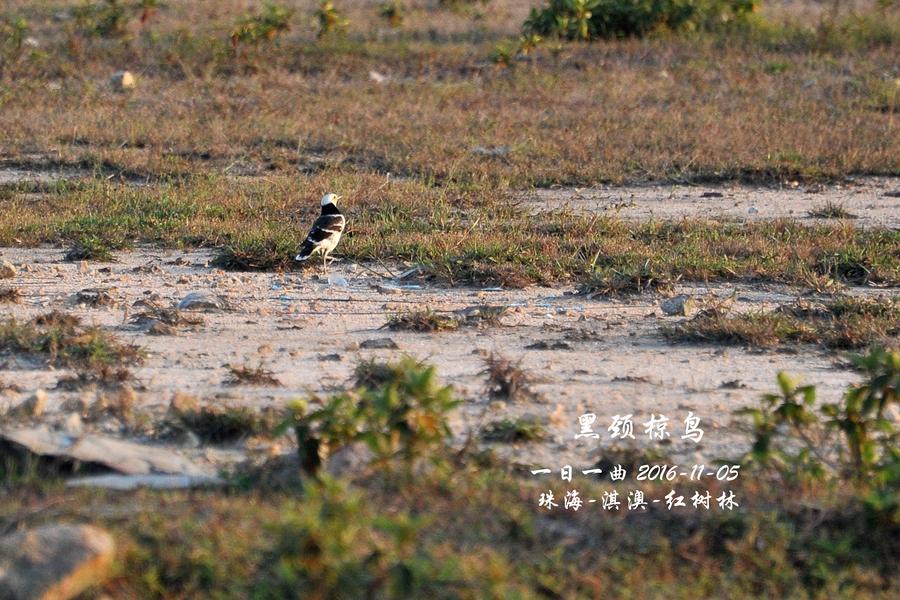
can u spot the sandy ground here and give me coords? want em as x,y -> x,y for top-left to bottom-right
525,177 -> 900,229
1,178 -> 899,475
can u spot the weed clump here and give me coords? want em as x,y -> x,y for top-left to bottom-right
0,311 -> 141,368
387,310 -> 458,332
808,200 -> 858,219
0,287 -> 21,304
225,362 -> 282,387
230,2 -> 291,48
168,395 -> 278,444
667,296 -> 900,349
64,236 -> 126,262
481,352 -> 539,403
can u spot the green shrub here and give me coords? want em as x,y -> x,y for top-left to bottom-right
0,15 -> 29,76
739,348 -> 900,488
277,357 -> 460,473
523,0 -> 759,41
315,1 -> 348,39
230,2 -> 291,48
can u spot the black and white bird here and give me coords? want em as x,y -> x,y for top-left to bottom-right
295,193 -> 346,275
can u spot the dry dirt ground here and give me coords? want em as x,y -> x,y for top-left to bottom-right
2,178 -> 899,476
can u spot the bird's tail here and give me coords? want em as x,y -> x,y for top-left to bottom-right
295,241 -> 315,261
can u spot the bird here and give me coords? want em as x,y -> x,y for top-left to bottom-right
295,193 -> 346,276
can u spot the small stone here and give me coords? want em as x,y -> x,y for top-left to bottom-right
748,206 -> 758,214
147,321 -> 178,336
177,291 -> 226,311
109,70 -> 134,91
359,337 -> 399,350
0,260 -> 15,279
0,524 -> 115,600
660,295 -> 698,317
257,344 -> 273,355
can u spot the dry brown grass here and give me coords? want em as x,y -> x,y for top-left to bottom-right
0,287 -> 21,303
0,1 -> 897,190
225,362 -> 282,386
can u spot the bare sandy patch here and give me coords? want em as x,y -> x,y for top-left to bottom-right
1,243 -> 885,475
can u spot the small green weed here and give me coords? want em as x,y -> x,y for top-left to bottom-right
64,236 -> 129,262
481,418 -> 546,443
277,357 -> 459,473
315,1 -> 348,39
230,2 -> 291,48
0,15 -> 30,76
739,348 -> 900,487
377,1 -> 405,28
72,0 -> 130,38
808,200 -> 858,219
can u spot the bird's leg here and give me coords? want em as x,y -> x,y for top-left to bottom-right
323,252 -> 328,276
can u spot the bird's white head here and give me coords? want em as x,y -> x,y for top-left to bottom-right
321,193 -> 341,206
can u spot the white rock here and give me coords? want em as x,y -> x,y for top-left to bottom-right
109,70 -> 135,91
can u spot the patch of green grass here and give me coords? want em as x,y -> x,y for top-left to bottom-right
64,235 -> 130,262
666,296 -> 900,349
480,417 -> 546,443
0,311 -> 142,367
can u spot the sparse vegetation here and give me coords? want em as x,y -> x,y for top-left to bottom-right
168,400 -> 279,444
667,296 -> 900,349
230,2 -> 291,50
524,0 -> 760,41
0,286 -> 21,303
808,200 -> 858,219
225,362 -> 282,386
3,0 -> 900,596
481,352 -> 539,402
0,311 -> 141,368
387,310 -> 458,332
315,1 -> 348,39
481,417 -> 546,442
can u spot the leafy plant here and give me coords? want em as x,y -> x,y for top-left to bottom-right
524,0 -> 759,41
72,0 -> 130,38
739,349 -> 900,488
315,1 -> 348,39
230,2 -> 292,48
378,1 -> 406,28
277,358 -> 459,473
